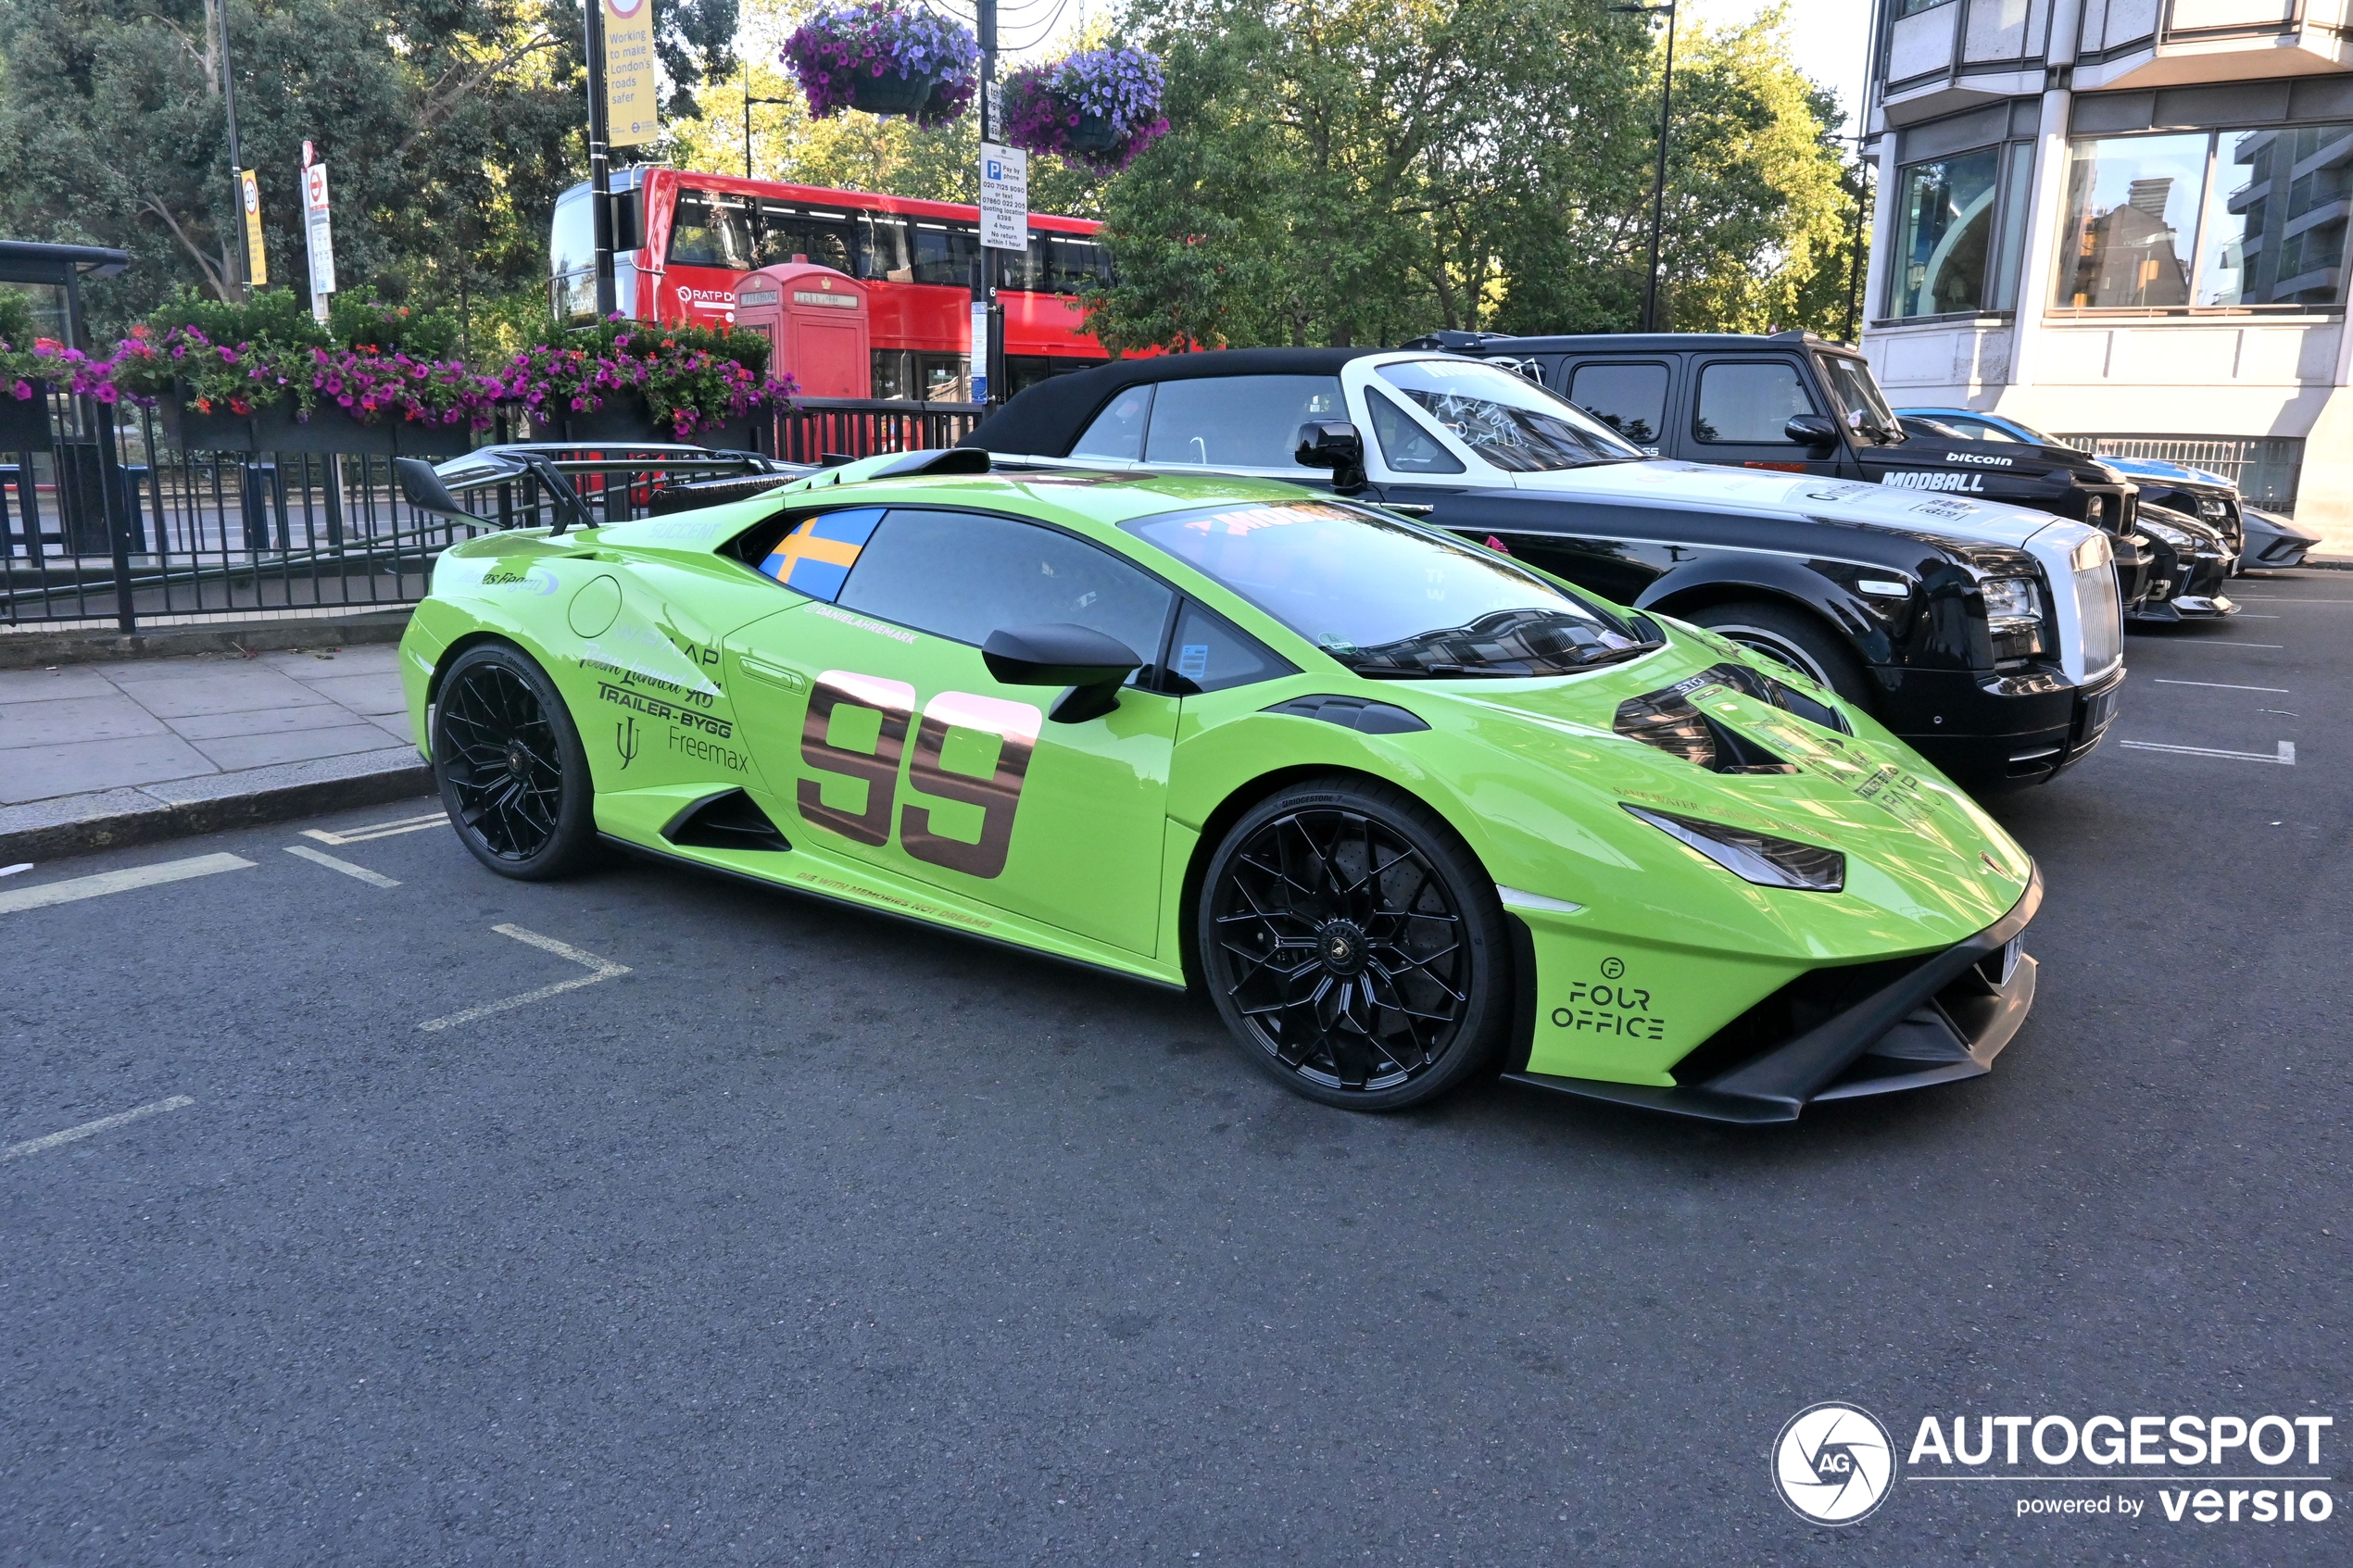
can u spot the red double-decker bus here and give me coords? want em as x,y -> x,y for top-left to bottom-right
551,168 -> 1115,402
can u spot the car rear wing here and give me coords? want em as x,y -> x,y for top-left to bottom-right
396,443 -> 816,534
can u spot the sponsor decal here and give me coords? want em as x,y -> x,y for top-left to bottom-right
669,725 -> 749,772
807,602 -> 917,645
763,508 -> 884,599
1775,1404 -> 1896,1524
1774,1402 -> 2338,1529
481,564 -> 557,594
1550,958 -> 1666,1039
614,714 -> 640,771
1945,450 -> 2015,467
597,680 -> 733,735
786,868 -> 996,931
580,646 -> 719,707
1881,470 -> 1986,494
1908,496 -> 1980,520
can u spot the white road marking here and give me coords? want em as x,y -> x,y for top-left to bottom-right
2230,596 -> 2353,603
2233,614 -> 2281,619
4,1096 -> 195,1161
2195,641 -> 2284,649
415,923 -> 630,1032
0,853 -> 255,916
302,811 -> 446,847
2120,739 -> 2296,765
0,862 -> 31,878
2153,678 -> 2290,694
283,845 -> 401,888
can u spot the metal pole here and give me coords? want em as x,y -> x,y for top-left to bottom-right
587,0 -> 617,318
216,0 -> 250,301
745,59 -> 754,178
1843,145 -> 1869,343
977,0 -> 1005,405
1641,1 -> 1677,333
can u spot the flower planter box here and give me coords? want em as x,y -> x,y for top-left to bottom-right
0,383 -> 53,452
1065,113 -> 1123,157
158,395 -> 257,454
551,394 -> 761,453
245,405 -> 477,458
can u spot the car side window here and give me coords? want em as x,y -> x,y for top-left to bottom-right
1953,416 -> 2020,443
1567,361 -> 1670,447
1072,385 -> 1153,459
1692,360 -> 1817,445
1142,375 -> 1346,469
1365,388 -> 1466,475
1166,600 -> 1297,693
837,508 -> 1175,667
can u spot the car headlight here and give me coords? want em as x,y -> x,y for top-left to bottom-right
2083,495 -> 2107,527
1623,805 -> 1845,893
2139,517 -> 2194,549
1981,575 -> 2045,660
2196,496 -> 2227,521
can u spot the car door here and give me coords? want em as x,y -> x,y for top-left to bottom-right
1687,356 -> 1839,476
723,503 -> 1181,957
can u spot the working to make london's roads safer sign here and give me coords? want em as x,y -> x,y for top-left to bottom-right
302,163 -> 336,302
979,144 -> 1028,253
604,0 -> 659,146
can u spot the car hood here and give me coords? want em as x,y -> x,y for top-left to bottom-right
1397,629 -> 2034,958
1514,459 -> 2086,554
2109,457 -> 2233,489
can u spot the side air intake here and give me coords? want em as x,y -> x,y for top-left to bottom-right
661,789 -> 791,853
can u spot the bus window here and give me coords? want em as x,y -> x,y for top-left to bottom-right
1042,233 -> 1112,295
756,203 -> 854,274
670,191 -> 754,269
920,353 -> 969,401
1001,237 -> 1047,293
910,220 -> 980,286
860,214 -> 912,282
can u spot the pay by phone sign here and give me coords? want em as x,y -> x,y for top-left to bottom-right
979,144 -> 1027,253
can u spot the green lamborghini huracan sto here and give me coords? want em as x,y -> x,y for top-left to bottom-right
396,449 -> 2042,1121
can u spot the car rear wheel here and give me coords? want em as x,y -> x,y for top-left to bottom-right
1684,599 -> 1874,711
1200,778 -> 1510,1111
432,643 -> 598,881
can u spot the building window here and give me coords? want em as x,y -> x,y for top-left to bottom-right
2198,124 -> 2353,307
1894,0 -> 1951,13
2056,126 -> 2352,309
1889,147 -> 2002,319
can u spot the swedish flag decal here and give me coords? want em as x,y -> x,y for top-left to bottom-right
761,508 -> 886,602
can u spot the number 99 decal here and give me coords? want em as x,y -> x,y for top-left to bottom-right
799,671 -> 1043,878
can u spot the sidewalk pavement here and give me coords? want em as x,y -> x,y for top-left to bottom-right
0,644 -> 433,863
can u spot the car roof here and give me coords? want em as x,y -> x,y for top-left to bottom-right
757,467 -> 1332,533
966,346 -> 1385,458
1466,330 -> 1861,356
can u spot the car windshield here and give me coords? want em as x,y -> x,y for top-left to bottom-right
1374,359 -> 1642,471
1814,353 -> 1899,440
1126,499 -> 1655,678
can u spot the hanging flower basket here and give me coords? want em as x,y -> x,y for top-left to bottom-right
783,3 -> 980,128
0,382 -> 53,451
1002,47 -> 1169,174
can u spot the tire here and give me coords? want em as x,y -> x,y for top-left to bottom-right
1683,599 -> 1875,711
431,642 -> 599,881
1199,777 -> 1512,1111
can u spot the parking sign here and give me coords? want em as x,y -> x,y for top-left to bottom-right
978,144 -> 1027,252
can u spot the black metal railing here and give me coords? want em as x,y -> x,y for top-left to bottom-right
0,396 -> 989,631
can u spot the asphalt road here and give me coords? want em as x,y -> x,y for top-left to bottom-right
4,571 -> 2347,1566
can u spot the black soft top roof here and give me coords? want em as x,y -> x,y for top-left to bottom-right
964,346 -> 1382,458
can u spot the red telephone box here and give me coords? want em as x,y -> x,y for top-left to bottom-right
733,262 -> 871,398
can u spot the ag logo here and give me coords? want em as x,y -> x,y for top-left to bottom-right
1773,1402 -> 1894,1524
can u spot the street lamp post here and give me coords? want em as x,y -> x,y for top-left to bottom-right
742,60 -> 793,180
586,0 -> 616,317
1610,0 -> 1677,333
215,0 -> 250,301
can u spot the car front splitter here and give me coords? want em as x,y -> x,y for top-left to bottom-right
1505,868 -> 2042,1124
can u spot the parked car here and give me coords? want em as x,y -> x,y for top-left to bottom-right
1413,330 -> 2158,615
2240,505 -> 2322,571
966,348 -> 2125,789
2129,502 -> 2240,623
1894,407 -> 2245,559
394,445 -> 2045,1120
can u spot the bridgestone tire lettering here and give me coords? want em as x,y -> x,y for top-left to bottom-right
799,671 -> 914,847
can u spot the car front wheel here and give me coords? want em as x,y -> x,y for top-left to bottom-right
1683,599 -> 1874,711
1200,778 -> 1511,1111
432,642 -> 599,881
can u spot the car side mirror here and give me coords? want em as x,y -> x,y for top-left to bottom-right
982,623 -> 1144,724
1294,420 -> 1367,491
1784,413 -> 1841,451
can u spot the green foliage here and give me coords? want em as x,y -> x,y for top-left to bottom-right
0,288 -> 35,349
326,295 -> 463,359
144,285 -> 331,351
1086,0 -> 1864,349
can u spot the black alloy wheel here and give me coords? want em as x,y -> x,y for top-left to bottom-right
432,643 -> 598,880
1684,599 -> 1874,711
1201,778 -> 1510,1110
